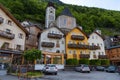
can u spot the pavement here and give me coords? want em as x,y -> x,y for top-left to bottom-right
0,71 -> 120,80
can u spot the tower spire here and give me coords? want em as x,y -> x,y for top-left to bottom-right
45,2 -> 56,28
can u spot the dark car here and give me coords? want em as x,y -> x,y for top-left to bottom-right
116,66 -> 120,75
96,66 -> 105,71
105,66 -> 116,73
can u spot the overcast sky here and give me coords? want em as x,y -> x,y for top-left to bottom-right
60,0 -> 120,11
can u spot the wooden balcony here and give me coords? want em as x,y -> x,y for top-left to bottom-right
41,42 -> 54,48
88,45 -> 100,50
71,35 -> 85,40
68,43 -> 88,49
68,43 -> 78,48
0,30 -> 15,39
48,33 -> 62,39
0,17 -> 4,24
80,54 -> 90,58
98,55 -> 107,59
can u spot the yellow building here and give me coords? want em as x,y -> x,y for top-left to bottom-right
65,27 -> 89,60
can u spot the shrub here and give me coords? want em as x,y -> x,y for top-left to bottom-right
66,59 -> 79,66
79,58 -> 89,65
101,59 -> 110,65
90,59 -> 101,66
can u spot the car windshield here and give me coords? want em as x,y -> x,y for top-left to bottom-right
109,66 -> 115,69
46,65 -> 56,67
83,65 -> 88,67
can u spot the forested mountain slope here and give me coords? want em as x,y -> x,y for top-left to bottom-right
0,0 -> 120,35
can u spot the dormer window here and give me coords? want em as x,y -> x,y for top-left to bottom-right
7,20 -> 12,26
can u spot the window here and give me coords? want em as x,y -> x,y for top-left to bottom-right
80,51 -> 82,54
52,31 -> 54,34
56,40 -> 60,47
96,36 -> 97,39
98,52 -> 100,55
92,43 -> 94,46
6,29 -> 11,34
73,41 -> 76,44
16,45 -> 21,50
93,52 -> 96,58
69,50 -> 72,54
18,33 -> 23,39
7,20 -> 12,25
73,50 -> 76,54
102,52 -> 104,55
56,50 -> 60,53
92,36 -> 94,39
62,50 -> 64,53
97,43 -> 99,46
68,41 -> 72,44
62,40 -> 64,44
64,19 -> 66,25
2,42 -> 9,49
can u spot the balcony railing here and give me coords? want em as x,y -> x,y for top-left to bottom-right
0,17 -> 4,24
0,30 -> 15,39
41,42 -> 54,48
80,54 -> 90,58
98,55 -> 107,59
71,35 -> 85,40
88,45 -> 100,50
48,33 -> 62,39
68,43 -> 100,50
68,43 -> 89,49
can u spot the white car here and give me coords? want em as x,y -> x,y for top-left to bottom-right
42,64 -> 58,75
75,64 -> 90,73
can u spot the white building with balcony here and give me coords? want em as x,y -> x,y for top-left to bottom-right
88,30 -> 106,59
0,4 -> 28,64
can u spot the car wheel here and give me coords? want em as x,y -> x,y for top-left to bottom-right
88,71 -> 90,73
55,72 -> 57,75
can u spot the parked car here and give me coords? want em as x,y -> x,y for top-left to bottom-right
75,64 -> 90,73
96,66 -> 105,71
105,65 -> 116,73
42,64 -> 58,75
116,66 -> 120,75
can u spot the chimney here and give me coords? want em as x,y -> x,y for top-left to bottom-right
95,29 -> 101,35
78,26 -> 82,30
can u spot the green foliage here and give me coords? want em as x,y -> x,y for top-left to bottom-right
79,58 -> 89,65
0,0 -> 120,35
100,59 -> 110,65
90,59 -> 101,66
23,49 -> 42,62
66,59 -> 79,66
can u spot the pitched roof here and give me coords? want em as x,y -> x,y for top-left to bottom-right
107,45 -> 120,50
94,32 -> 105,40
65,27 -> 89,38
47,1 -> 55,8
60,7 -> 73,17
0,4 -> 29,35
41,26 -> 64,35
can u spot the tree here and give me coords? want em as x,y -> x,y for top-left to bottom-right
23,49 -> 42,64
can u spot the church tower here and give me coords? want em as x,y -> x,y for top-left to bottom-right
45,2 -> 55,28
